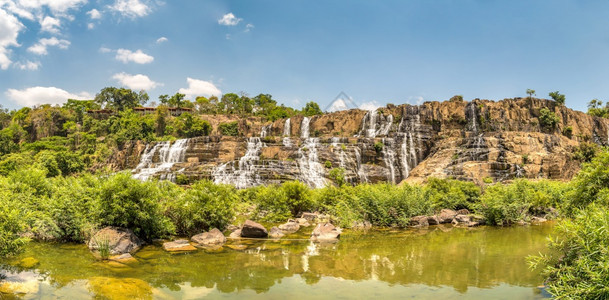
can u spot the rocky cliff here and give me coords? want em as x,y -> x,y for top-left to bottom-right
109,97 -> 609,187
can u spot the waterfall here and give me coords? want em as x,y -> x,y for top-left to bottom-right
260,125 -> 272,138
398,114 -> 421,181
132,139 -> 189,181
331,137 -> 347,168
361,110 -> 378,138
468,102 -> 484,159
298,138 -> 327,188
354,147 -> 368,183
381,138 -> 397,184
301,117 -> 310,139
358,109 -> 394,138
213,137 -> 264,189
283,118 -> 292,147
376,114 -> 394,136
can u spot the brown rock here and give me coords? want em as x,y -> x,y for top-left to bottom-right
162,240 -> 197,252
88,227 -> 143,255
229,229 -> 242,239
295,218 -> 311,227
241,220 -> 268,238
191,228 -> 226,246
311,223 -> 341,241
438,209 -> 458,223
456,209 -> 470,215
278,220 -> 300,233
269,227 -> 285,238
427,215 -> 440,225
109,253 -> 137,263
301,212 -> 319,222
410,215 -> 429,227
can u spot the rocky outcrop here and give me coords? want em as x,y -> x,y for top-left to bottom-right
88,227 -> 143,255
311,223 -> 341,241
109,97 -> 609,186
191,228 -> 226,246
240,220 -> 268,238
162,240 -> 197,252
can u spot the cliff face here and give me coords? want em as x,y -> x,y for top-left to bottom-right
110,98 -> 609,187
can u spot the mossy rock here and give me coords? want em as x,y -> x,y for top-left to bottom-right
17,257 -> 40,269
88,277 -> 152,300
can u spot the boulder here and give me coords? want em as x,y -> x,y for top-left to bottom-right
278,220 -> 300,233
191,228 -> 226,246
229,229 -> 242,239
269,227 -> 285,238
301,212 -> 319,222
531,216 -> 547,223
438,209 -> 458,223
427,215 -> 440,225
227,225 -> 239,232
241,220 -> 268,238
295,218 -> 311,227
351,220 -> 372,230
311,223 -> 341,241
456,209 -> 470,215
452,214 -> 471,225
88,227 -> 143,255
409,215 -> 429,227
162,240 -> 197,252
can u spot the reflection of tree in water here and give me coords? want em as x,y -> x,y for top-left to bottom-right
0,224 -> 553,296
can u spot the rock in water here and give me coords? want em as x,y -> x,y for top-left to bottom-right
241,220 -> 268,238
301,212 -> 319,222
88,227 -> 143,255
409,215 -> 429,227
427,215 -> 440,225
438,209 -> 458,224
311,223 -> 341,241
269,227 -> 285,238
278,220 -> 300,233
162,240 -> 197,252
191,228 -> 226,246
229,229 -> 242,239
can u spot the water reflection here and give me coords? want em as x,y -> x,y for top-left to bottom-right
0,224 -> 553,299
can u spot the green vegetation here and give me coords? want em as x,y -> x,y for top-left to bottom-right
218,121 -> 240,136
548,91 -> 566,106
374,142 -> 384,152
587,99 -> 609,118
539,108 -> 560,129
526,89 -> 535,100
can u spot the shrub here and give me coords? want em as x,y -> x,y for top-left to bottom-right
562,126 -> 573,138
329,168 -> 346,186
252,181 -> 314,222
529,205 -> 609,299
424,178 -> 480,211
0,191 -> 29,257
218,121 -> 239,136
374,142 -> 384,152
165,180 -> 237,236
567,148 -> 609,214
539,108 -> 560,129
324,160 -> 332,169
96,172 -> 174,240
548,91 -> 566,106
572,142 -> 598,163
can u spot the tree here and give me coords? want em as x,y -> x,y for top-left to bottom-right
94,87 -> 149,111
158,94 -> 169,106
539,108 -> 560,129
302,101 -> 323,116
526,89 -> 535,100
548,91 -> 566,106
168,93 -> 186,108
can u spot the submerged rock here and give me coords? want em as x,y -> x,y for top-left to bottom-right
269,227 -> 285,238
531,216 -> 547,223
88,227 -> 143,255
109,253 -> 137,263
162,240 -> 197,252
241,220 -> 268,238
295,218 -> 311,227
191,228 -> 226,246
311,223 -> 341,241
17,257 -> 39,269
88,277 -> 152,300
278,220 -> 300,233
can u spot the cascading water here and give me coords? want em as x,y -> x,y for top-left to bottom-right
298,138 -> 327,188
331,137 -> 347,168
357,109 -> 394,138
354,147 -> 368,183
260,125 -> 272,138
213,137 -> 264,189
381,138 -> 397,184
469,102 -> 484,159
397,113 -> 421,181
283,118 -> 292,147
376,114 -> 394,136
132,139 -> 189,181
301,117 -> 310,139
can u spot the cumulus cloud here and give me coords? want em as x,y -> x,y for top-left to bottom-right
115,48 -> 154,64
87,8 -> 101,19
0,7 -> 24,69
27,37 -> 70,55
218,13 -> 241,26
178,77 -> 221,99
244,23 -> 254,32
15,60 -> 40,70
109,0 -> 151,18
156,36 -> 167,44
15,0 -> 87,15
99,47 -> 112,53
112,72 -> 160,90
39,16 -> 61,34
359,101 -> 381,111
6,86 -> 91,106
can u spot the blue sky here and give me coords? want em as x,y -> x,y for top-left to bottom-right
0,0 -> 608,112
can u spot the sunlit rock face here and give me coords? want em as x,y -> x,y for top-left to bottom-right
110,98 -> 609,187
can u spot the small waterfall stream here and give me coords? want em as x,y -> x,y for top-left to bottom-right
298,117 -> 326,187
381,138 -> 397,184
213,137 -> 264,189
283,118 -> 292,147
301,117 -> 310,139
132,139 -> 189,181
468,102 -> 484,159
358,109 -> 394,138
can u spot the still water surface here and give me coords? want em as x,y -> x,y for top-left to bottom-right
0,223 -> 554,299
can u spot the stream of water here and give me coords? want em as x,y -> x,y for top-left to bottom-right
0,224 -> 553,299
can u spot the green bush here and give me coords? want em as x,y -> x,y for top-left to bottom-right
252,181 -> 314,222
424,178 -> 480,211
218,121 -> 240,136
374,142 -> 384,152
0,186 -> 29,256
165,180 -> 237,236
530,205 -> 609,299
567,148 -> 609,214
539,108 -> 560,129
96,172 -> 174,240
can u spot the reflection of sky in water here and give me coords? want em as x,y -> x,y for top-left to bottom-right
0,223 -> 554,299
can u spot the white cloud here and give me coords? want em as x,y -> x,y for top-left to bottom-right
87,8 -> 101,19
109,0 -> 150,18
1,1 -> 34,20
156,36 -> 167,44
112,72 -> 160,90
87,22 -> 94,29
115,48 -> 154,64
39,16 -> 60,34
15,0 -> 87,15
99,47 -> 111,53
244,23 -> 254,32
6,86 -> 91,106
359,101 -> 381,111
15,60 -> 40,70
178,77 -> 221,99
218,13 -> 241,26
0,7 -> 23,69
27,37 -> 70,55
